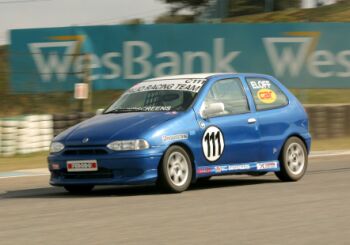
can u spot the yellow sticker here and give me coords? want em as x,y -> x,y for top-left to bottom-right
257,89 -> 277,104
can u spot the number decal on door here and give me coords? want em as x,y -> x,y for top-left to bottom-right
202,126 -> 224,162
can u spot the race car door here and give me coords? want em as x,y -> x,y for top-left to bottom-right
199,77 -> 261,165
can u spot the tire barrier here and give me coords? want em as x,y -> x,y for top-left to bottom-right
305,104 -> 350,139
0,112 -> 92,156
0,115 -> 53,156
0,105 -> 349,156
52,112 -> 94,137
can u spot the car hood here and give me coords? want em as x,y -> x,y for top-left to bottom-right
60,112 -> 179,146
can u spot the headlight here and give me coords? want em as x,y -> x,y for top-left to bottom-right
107,139 -> 149,151
50,142 -> 65,153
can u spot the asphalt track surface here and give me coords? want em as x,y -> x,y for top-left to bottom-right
0,156 -> 349,245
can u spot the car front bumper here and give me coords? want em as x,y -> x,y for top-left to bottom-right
48,148 -> 164,186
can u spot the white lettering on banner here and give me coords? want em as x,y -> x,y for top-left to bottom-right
263,37 -> 312,77
29,35 -> 350,84
184,51 -> 211,73
214,38 -> 240,72
29,41 -> 77,82
264,37 -> 350,79
307,50 -> 335,78
102,52 -> 121,79
154,52 -> 180,76
124,41 -> 152,79
337,50 -> 350,77
28,38 -> 240,83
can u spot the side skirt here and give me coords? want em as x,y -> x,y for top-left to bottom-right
196,161 -> 280,177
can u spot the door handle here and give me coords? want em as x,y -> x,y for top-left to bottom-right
248,118 -> 257,124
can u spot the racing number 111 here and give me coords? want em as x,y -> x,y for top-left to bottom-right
204,131 -> 221,157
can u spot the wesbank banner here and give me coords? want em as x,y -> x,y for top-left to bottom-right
10,23 -> 350,92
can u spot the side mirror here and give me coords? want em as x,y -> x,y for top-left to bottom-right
96,108 -> 104,115
202,102 -> 225,118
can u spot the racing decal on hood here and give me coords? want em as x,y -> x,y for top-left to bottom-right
127,79 -> 206,94
202,126 -> 224,162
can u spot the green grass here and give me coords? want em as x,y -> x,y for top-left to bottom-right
291,89 -> 350,105
224,1 -> 350,22
1,138 -> 350,172
0,152 -> 48,172
311,137 -> 350,151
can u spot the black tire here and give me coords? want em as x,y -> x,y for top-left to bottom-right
53,114 -> 65,121
67,114 -> 79,120
64,185 -> 94,194
275,137 -> 308,182
157,146 -> 193,193
53,121 -> 67,129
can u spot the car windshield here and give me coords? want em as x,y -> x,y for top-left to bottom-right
104,78 -> 206,113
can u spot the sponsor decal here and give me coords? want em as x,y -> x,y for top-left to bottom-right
127,79 -> 206,94
202,126 -> 225,162
162,134 -> 188,142
249,80 -> 271,90
197,161 -> 279,175
118,106 -> 171,112
257,162 -> 278,170
257,88 -> 277,104
215,166 -> 222,173
197,167 -> 211,174
228,164 -> 250,171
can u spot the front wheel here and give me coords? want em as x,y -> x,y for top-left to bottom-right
158,146 -> 192,193
275,137 -> 308,182
63,185 -> 94,194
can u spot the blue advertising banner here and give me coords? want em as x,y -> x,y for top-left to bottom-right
9,23 -> 350,93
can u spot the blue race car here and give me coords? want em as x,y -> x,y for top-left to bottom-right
48,73 -> 311,193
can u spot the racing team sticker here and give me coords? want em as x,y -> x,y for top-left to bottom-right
257,89 -> 277,104
202,126 -> 224,162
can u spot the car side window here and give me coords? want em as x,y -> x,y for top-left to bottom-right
201,78 -> 250,118
246,78 -> 288,111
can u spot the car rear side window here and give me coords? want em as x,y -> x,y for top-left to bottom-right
203,78 -> 250,117
246,78 -> 288,111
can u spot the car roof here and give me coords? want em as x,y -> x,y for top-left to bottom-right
146,73 -> 271,81
147,73 -> 232,80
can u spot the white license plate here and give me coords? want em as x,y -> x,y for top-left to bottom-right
66,160 -> 98,172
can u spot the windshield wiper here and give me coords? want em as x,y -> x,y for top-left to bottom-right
104,108 -> 145,114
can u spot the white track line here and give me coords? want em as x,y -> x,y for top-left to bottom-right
310,151 -> 350,158
0,173 -> 49,180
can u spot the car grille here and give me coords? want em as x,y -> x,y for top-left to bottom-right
52,168 -> 114,179
63,149 -> 108,156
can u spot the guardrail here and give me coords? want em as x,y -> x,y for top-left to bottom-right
0,105 -> 348,156
305,104 -> 350,139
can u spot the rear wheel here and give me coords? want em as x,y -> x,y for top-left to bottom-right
63,185 -> 94,194
158,146 -> 192,193
275,137 -> 308,181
